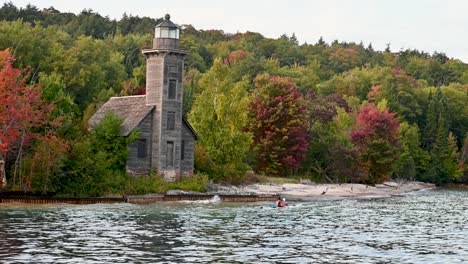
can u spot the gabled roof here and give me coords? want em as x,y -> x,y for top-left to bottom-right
89,95 -> 154,136
183,116 -> 199,140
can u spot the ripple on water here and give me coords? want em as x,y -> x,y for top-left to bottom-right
0,189 -> 467,263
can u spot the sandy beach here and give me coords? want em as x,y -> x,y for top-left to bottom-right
206,181 -> 437,200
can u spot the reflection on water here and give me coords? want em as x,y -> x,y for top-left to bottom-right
0,189 -> 467,263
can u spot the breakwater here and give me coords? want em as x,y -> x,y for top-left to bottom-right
0,193 -> 277,204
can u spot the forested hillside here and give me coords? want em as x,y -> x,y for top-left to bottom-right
0,3 -> 466,195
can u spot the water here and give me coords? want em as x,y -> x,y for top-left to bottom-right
0,189 -> 467,263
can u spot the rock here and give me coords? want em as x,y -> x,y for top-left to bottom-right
299,179 -> 316,185
166,189 -> 187,195
206,183 -> 247,195
383,182 -> 399,187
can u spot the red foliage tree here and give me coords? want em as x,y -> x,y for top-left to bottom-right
350,103 -> 400,184
0,49 -> 64,189
305,91 -> 351,125
246,73 -> 309,176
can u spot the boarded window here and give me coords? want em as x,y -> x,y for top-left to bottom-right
167,112 -> 175,130
181,140 -> 185,160
168,79 -> 176,99
169,66 -> 178,73
166,141 -> 174,167
137,139 -> 147,158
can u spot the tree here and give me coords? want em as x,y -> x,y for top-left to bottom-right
422,120 -> 461,184
366,67 -> 423,124
351,103 -> 400,184
395,122 -> 429,180
423,88 -> 448,151
188,59 -> 252,182
441,83 -> 468,148
58,112 -> 138,196
0,19 -> 70,71
305,107 -> 360,183
303,92 -> 353,181
0,49 -> 63,189
48,36 -> 127,107
246,73 -> 309,176
461,133 -> 468,183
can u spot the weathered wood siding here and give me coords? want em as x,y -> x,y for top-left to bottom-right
153,38 -> 181,50
158,53 -> 185,181
181,121 -> 195,176
145,53 -> 164,171
127,112 -> 153,174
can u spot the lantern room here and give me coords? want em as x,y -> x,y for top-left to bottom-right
155,14 -> 180,39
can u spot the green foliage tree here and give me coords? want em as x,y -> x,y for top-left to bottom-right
395,122 -> 429,180
48,36 -> 127,106
441,83 -> 468,148
188,59 -> 252,182
57,112 -> 138,196
0,20 -> 70,71
423,88 -> 447,151
305,107 -> 359,182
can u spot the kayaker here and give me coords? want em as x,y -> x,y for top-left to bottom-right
276,196 -> 285,207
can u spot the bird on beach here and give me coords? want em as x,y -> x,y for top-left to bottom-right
321,187 -> 328,195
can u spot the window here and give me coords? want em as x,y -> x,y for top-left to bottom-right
169,28 -> 177,38
168,79 -> 176,99
181,140 -> 185,160
137,139 -> 147,158
160,27 -> 169,38
169,66 -> 178,73
166,142 -> 174,167
155,27 -> 161,38
167,112 -> 175,130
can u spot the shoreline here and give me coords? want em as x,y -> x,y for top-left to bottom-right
206,181 -> 437,201
1,181 -> 438,205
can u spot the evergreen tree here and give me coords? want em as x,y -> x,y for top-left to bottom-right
423,88 -> 448,151
395,122 -> 429,180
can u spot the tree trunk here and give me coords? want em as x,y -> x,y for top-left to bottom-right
0,158 -> 5,188
14,134 -> 26,189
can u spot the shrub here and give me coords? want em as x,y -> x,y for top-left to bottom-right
125,173 -> 209,195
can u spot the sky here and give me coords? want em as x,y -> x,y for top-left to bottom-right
5,0 -> 468,62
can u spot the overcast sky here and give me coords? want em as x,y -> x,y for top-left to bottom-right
5,0 -> 468,62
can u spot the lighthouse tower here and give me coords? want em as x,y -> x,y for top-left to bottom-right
142,14 -> 191,180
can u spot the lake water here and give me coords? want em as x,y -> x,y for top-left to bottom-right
0,189 -> 467,263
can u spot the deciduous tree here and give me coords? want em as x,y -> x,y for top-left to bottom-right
351,103 -> 400,184
246,73 -> 309,176
188,59 -> 252,182
0,49 -> 63,189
